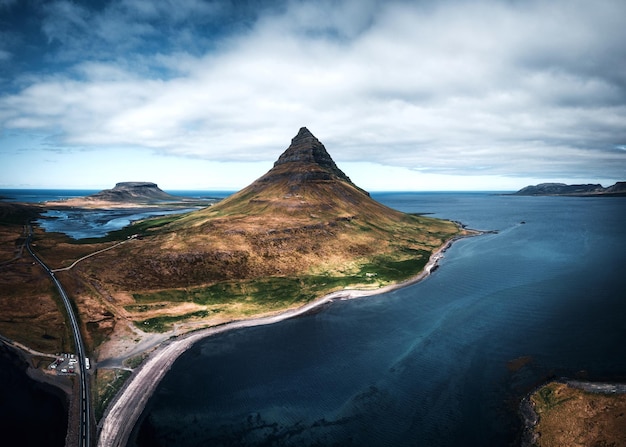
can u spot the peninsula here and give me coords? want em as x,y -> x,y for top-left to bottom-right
1,127 -> 471,446
512,181 -> 626,196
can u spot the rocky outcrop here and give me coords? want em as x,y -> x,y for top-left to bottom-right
88,182 -> 179,202
513,182 -> 626,196
260,127 -> 369,196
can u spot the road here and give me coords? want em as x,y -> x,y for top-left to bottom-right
26,225 -> 92,447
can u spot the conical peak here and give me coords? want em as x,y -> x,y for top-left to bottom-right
261,127 -> 368,195
274,127 -> 330,168
291,126 -> 317,145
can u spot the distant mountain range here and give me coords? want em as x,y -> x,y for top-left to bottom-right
513,182 -> 626,196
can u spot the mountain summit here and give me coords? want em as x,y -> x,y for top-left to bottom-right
249,127 -> 369,195
269,127 -> 358,189
207,127 -> 374,217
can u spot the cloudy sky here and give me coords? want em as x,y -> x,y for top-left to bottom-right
1,0 -> 625,191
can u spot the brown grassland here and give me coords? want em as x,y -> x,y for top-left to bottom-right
529,381 -> 626,447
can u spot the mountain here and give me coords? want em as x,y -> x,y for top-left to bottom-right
604,182 -> 626,195
87,182 -> 179,202
513,182 -> 626,196
186,127 -> 402,221
88,127 -> 463,293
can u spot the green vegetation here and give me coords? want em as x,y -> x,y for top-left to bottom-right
130,251 -> 434,333
360,251 -> 429,282
124,353 -> 148,369
534,383 -> 575,411
94,369 -> 132,422
124,303 -> 169,313
137,310 -> 216,332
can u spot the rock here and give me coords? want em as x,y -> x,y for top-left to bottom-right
258,126 -> 369,196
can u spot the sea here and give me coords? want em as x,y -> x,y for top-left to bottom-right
0,189 -> 232,239
2,190 -> 626,446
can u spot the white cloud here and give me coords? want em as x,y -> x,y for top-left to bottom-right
1,0 -> 625,185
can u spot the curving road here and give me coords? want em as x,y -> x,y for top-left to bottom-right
26,225 -> 92,447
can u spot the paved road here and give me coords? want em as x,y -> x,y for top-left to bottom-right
26,225 -> 92,447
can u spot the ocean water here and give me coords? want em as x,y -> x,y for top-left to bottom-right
37,208 -> 199,239
0,188 -> 99,203
0,345 -> 67,447
130,193 -> 626,447
0,189 -> 234,239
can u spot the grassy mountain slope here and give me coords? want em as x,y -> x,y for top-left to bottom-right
72,128 -> 464,334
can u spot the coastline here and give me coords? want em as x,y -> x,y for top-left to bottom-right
97,231 -> 480,447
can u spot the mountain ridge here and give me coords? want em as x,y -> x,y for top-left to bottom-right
513,181 -> 626,196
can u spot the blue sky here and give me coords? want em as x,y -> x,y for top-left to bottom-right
1,0 -> 625,191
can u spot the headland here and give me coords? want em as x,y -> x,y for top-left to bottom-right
97,230 -> 476,447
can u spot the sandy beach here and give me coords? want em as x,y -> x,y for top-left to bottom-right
96,234 -> 472,446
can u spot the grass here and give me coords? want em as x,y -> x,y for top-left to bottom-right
129,250 -> 434,333
124,353 -> 148,369
359,251 -> 430,282
93,369 -> 132,422
137,310 -> 216,332
534,383 -> 576,411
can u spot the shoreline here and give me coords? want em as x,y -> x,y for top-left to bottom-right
96,231 -> 479,447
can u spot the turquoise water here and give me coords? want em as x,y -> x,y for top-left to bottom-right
132,193 -> 626,446
1,189 -> 233,239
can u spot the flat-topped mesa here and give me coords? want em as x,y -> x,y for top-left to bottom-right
88,182 -> 178,202
113,181 -> 159,189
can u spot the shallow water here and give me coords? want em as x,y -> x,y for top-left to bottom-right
36,208 -> 197,239
132,193 -> 626,446
1,188 -> 232,239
